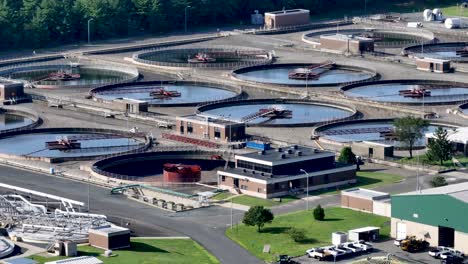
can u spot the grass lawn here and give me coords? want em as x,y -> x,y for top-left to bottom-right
211,192 -> 235,200
310,171 -> 404,196
29,239 -> 219,264
228,195 -> 299,207
399,154 -> 468,169
442,5 -> 468,17
226,207 -> 390,262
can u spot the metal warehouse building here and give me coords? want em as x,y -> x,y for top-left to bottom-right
391,182 -> 468,253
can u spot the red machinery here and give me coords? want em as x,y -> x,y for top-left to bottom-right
188,53 -> 216,63
46,71 -> 81,81
45,136 -> 81,150
163,163 -> 202,183
288,61 -> 335,80
398,88 -> 431,98
150,88 -> 181,99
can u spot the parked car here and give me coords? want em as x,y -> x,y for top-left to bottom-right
341,242 -> 363,253
353,240 -> 373,252
277,255 -> 292,264
440,249 -> 465,260
429,246 -> 450,258
306,246 -> 335,260
329,247 -> 348,258
441,254 -> 465,264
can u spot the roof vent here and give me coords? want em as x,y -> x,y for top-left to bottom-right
261,172 -> 264,176
314,148 -> 320,153
293,145 -> 298,149
280,153 -> 286,159
252,171 -> 256,174
296,151 -> 303,156
287,149 -> 293,154
277,147 -> 283,152
243,169 -> 247,173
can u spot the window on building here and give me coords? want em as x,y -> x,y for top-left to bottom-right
240,185 -> 248,190
221,176 -> 226,182
180,125 -> 184,134
274,183 -> 280,190
214,127 -> 221,138
187,122 -> 193,133
257,188 -> 262,193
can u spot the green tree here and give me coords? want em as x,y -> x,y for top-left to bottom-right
393,116 -> 429,158
338,146 -> 356,164
313,204 -> 325,221
426,127 -> 452,166
287,227 -> 306,242
430,175 -> 448,187
242,205 -> 274,232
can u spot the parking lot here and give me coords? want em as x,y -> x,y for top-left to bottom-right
293,240 -> 448,264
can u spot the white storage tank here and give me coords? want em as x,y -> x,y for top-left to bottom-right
332,231 -> 348,245
445,18 -> 461,29
432,8 -> 443,20
423,9 -> 433,21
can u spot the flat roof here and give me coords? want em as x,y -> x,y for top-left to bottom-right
265,9 -> 309,15
235,145 -> 334,166
89,225 -> 130,236
44,257 -> 103,264
395,182 -> 468,203
0,78 -> 20,85
349,226 -> 380,233
342,188 -> 390,200
419,57 -> 450,63
426,127 -> 468,145
178,114 -> 244,126
4,258 -> 38,264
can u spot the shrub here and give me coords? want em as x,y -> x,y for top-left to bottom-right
287,227 -> 306,242
313,204 -> 325,221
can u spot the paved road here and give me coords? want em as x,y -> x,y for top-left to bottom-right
0,165 -> 262,264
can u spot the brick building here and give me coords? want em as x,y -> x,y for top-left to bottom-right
176,115 -> 246,142
218,145 -> 356,198
264,9 -> 310,29
416,57 -> 451,73
0,79 -> 24,102
320,34 -> 374,55
341,188 -> 391,217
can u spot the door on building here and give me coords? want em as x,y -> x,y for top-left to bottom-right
368,148 -> 374,158
396,222 -> 407,240
429,62 -> 434,72
439,226 -> 455,247
233,178 -> 239,188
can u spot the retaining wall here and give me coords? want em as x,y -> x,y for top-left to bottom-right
0,107 -> 42,133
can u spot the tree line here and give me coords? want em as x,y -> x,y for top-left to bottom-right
0,0 -> 387,49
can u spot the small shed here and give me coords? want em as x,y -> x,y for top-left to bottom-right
264,9 -> 310,29
351,141 -> 394,159
88,226 -> 130,250
348,226 -> 380,242
416,58 -> 451,73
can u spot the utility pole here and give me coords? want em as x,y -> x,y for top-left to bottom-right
87,18 -> 94,45
300,169 -> 309,211
88,175 -> 91,212
185,6 -> 191,33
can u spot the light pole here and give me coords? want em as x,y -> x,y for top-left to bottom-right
185,6 -> 191,33
300,169 -> 309,211
87,18 -> 94,45
88,175 -> 91,212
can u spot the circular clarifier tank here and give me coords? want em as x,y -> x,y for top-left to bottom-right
315,119 -> 457,148
92,151 -> 225,183
91,81 -> 241,106
232,63 -> 377,87
342,80 -> 468,104
404,42 -> 468,62
0,112 -> 34,131
0,61 -> 139,89
197,99 -> 356,126
0,128 -> 148,161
